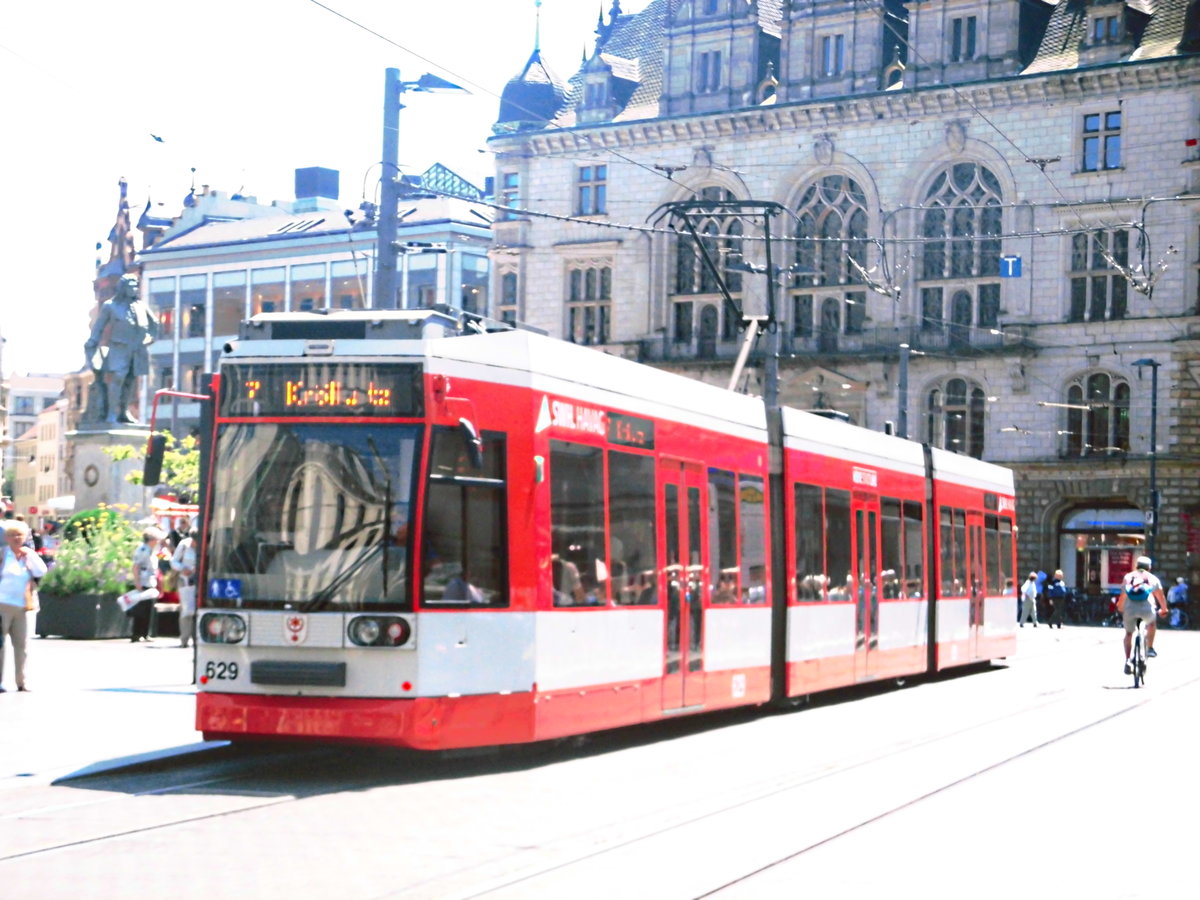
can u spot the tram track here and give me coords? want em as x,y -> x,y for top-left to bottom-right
2,641 -> 1194,898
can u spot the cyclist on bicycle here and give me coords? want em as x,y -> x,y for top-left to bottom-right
1117,555 -> 1169,675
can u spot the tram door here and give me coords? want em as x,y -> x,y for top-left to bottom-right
967,515 -> 986,659
853,496 -> 882,680
660,459 -> 707,712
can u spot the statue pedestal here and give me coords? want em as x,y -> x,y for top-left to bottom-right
68,425 -> 151,512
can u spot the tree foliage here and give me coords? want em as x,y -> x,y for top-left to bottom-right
105,430 -> 200,501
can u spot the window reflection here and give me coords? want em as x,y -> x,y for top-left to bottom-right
330,260 -> 365,309
213,271 -> 246,336
252,267 -> 285,316
291,263 -> 326,312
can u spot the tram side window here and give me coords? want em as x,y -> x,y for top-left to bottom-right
794,483 -> 826,601
903,501 -> 924,598
550,440 -> 606,606
740,475 -> 768,604
825,488 -> 853,601
985,515 -> 1002,595
998,517 -> 1015,595
422,429 -> 508,606
939,507 -> 967,597
708,469 -> 739,604
609,450 -> 657,606
880,499 -> 903,599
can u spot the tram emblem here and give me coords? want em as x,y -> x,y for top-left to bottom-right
285,614 -> 308,645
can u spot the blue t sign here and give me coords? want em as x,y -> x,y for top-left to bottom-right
1000,255 -> 1022,277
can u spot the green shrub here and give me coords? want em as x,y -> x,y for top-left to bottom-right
62,507 -> 123,542
41,510 -> 140,596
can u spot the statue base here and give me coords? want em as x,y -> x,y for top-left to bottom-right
67,425 -> 152,513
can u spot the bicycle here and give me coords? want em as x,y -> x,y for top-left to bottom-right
1128,617 -> 1148,688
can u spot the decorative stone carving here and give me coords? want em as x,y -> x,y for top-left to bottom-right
814,132 -> 835,165
945,119 -> 968,152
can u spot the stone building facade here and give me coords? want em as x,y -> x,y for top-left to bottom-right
488,0 -> 1200,593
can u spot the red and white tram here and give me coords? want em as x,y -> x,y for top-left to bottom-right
184,309 -> 1017,749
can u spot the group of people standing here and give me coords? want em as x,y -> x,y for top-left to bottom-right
1019,569 -> 1073,628
123,518 -> 198,646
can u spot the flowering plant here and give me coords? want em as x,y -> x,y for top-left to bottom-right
39,506 -> 141,596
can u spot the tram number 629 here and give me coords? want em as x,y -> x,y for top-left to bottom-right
204,661 -> 240,681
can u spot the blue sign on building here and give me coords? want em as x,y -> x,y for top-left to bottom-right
1000,255 -> 1022,277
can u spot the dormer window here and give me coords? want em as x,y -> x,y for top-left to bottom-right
950,16 -> 977,62
702,0 -> 718,14
585,80 -> 607,107
1092,15 -> 1121,44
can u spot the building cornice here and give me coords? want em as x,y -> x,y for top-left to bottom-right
495,57 -> 1200,157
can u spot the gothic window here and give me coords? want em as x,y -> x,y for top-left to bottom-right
1068,229 -> 1129,322
793,294 -> 813,338
793,175 -> 869,343
566,264 -> 611,345
918,163 -> 1003,346
1063,373 -> 1130,457
673,300 -> 694,344
673,187 -> 742,307
926,378 -> 986,458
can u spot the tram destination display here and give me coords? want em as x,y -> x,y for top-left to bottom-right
219,362 -> 423,416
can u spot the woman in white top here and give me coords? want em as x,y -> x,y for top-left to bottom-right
0,520 -> 49,692
170,529 -> 198,648
128,528 -> 164,642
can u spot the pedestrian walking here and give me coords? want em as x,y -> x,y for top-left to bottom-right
0,520 -> 48,692
1046,569 -> 1069,629
1020,571 -> 1039,627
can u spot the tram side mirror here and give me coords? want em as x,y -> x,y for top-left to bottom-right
457,417 -> 484,470
143,433 -> 168,486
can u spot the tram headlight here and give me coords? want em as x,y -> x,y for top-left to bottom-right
348,616 -> 412,647
201,613 -> 247,644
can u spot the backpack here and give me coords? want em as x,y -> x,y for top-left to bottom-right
1126,573 -> 1152,603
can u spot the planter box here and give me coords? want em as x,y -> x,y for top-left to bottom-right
36,593 -> 132,639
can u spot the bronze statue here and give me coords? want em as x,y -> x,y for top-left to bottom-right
84,273 -> 158,425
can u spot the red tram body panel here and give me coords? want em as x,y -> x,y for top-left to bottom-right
190,310 -> 1016,749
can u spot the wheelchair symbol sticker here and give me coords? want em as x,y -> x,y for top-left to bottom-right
208,578 -> 242,600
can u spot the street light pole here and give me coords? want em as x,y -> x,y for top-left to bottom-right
376,68 -> 402,310
1133,358 -> 1160,562
374,69 -> 468,311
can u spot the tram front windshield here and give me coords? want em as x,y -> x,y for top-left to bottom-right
206,423 -> 419,611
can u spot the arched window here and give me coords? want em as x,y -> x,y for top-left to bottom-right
671,187 -> 743,347
926,377 -> 986,458
1064,373 -> 1130,456
918,163 -> 1003,345
792,175 -> 869,343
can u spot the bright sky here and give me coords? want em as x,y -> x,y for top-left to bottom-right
0,0 -> 649,378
